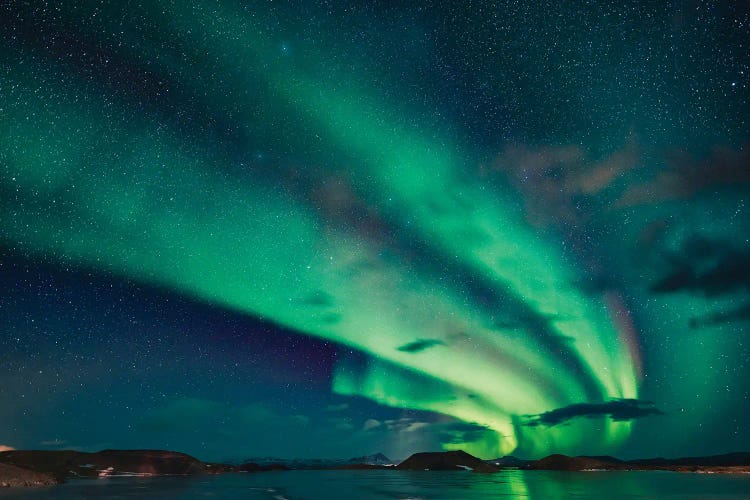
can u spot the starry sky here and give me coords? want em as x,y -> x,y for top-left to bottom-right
1,1 -> 748,462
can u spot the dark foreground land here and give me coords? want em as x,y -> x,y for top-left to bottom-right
522,452 -> 750,473
0,463 -> 58,488
1,448 -> 749,488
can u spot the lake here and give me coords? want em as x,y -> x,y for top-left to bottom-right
2,470 -> 749,499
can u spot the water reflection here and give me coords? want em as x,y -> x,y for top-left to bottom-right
1,470 -> 749,499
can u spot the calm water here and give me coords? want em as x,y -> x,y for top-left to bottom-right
2,470 -> 749,499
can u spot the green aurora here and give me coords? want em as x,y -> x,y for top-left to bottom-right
1,2 -> 638,458
1,1 -> 748,460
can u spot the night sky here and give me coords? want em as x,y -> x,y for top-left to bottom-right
1,1 -> 749,462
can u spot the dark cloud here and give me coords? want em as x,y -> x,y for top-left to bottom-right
367,417 -> 496,447
493,140 -> 640,228
435,421 -> 495,444
690,302 -> 750,329
396,338 -> 445,353
522,399 -> 663,427
321,312 -> 342,325
371,417 -> 429,433
309,175 -> 393,240
300,290 -> 334,307
651,236 -> 750,296
637,218 -> 671,250
324,403 -> 349,412
616,145 -> 750,207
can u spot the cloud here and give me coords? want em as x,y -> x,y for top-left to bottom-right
690,302 -> 750,329
325,403 -> 350,412
402,421 -> 430,432
363,418 -> 381,431
382,418 -> 430,433
309,174 -> 392,241
650,236 -> 750,296
571,143 -> 640,194
434,421 -> 496,444
522,399 -> 663,427
396,338 -> 445,353
386,418 -> 496,450
378,418 -> 436,433
492,139 -> 639,227
300,290 -> 334,307
382,418 -> 420,432
0,445 -> 15,452
616,145 -> 750,207
375,417 -> 493,444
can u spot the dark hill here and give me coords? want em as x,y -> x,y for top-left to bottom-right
0,449 -> 206,479
525,452 -> 750,472
397,450 -> 499,473
0,450 -> 82,480
0,463 -> 59,487
628,452 -> 750,467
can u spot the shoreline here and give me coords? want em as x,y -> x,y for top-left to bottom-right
2,449 -> 750,488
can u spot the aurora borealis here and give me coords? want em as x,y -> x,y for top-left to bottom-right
1,1 -> 749,462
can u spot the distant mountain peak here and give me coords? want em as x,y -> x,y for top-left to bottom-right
347,452 -> 391,465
